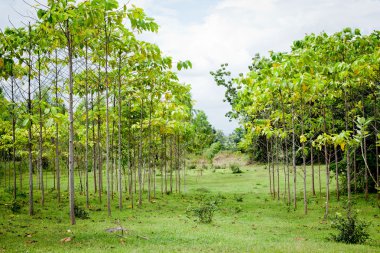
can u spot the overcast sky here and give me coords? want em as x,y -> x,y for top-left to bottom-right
1,0 -> 380,134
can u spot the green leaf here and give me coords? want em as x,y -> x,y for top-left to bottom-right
22,118 -> 29,127
37,9 -> 46,19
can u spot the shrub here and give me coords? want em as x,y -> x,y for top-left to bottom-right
234,194 -> 243,202
230,164 -> 242,174
234,205 -> 242,213
205,142 -> 222,161
8,200 -> 22,213
187,202 -> 217,223
330,209 -> 370,244
74,205 -> 89,219
187,194 -> 224,223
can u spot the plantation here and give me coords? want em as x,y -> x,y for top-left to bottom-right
1,156 -> 379,252
0,0 -> 379,252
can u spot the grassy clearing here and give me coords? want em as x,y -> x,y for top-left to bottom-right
0,157 -> 379,252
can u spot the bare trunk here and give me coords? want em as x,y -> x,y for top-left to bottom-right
323,106 -> 329,219
292,101 -> 296,209
37,52 -> 44,206
66,20 -> 76,225
104,18 -> 111,216
11,75 -> 16,200
311,142 -> 315,196
85,43 -> 89,208
117,52 -> 123,210
344,90 -> 351,203
267,138 -> 272,195
55,50 -> 60,203
138,98 -> 144,207
92,91 -> 97,194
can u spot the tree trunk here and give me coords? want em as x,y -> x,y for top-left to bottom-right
55,50 -> 60,203
117,52 -> 123,210
66,20 -> 76,225
344,90 -> 351,203
92,91 -> 97,194
97,66 -> 102,203
85,43 -> 89,208
11,75 -> 16,200
292,101 -> 297,210
138,98 -> 144,207
28,24 -> 33,216
104,18 -> 111,216
37,51 -> 44,206
311,142 -> 315,196
267,138 -> 272,195
275,135 -> 280,200
323,106 -> 329,219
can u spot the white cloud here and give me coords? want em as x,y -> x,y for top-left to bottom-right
1,0 -> 380,134
129,0 -> 380,134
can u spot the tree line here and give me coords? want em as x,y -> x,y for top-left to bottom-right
212,28 -> 380,216
0,0 -> 214,225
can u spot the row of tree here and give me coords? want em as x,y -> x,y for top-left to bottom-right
0,0 -> 213,225
212,28 -> 379,216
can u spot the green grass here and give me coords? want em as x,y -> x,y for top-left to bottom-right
0,162 -> 379,252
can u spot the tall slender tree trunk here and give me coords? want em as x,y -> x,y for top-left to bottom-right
37,51 -> 44,206
138,98 -> 144,207
170,136 -> 173,193
28,23 -> 33,216
117,52 -> 123,210
164,135 -> 167,194
361,99 -> 369,201
292,101 -> 297,210
323,106 -> 329,219
92,91 -> 97,194
275,135 -> 280,200
97,67 -> 102,203
267,138 -> 272,195
301,99 -> 307,215
374,93 -> 379,200
66,20 -> 76,225
55,50 -> 60,203
104,18 -> 111,216
332,118 -> 339,201
11,75 -> 16,200
148,95 -> 153,201
311,142 -> 315,196
85,43 -> 89,208
344,90 -> 351,203
280,91 -> 289,204
271,138 -> 275,198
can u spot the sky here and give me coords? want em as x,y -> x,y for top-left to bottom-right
1,0 -> 380,134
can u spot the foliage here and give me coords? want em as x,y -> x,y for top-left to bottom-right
234,194 -> 243,202
7,200 -> 22,213
187,110 -> 216,154
187,194 -> 224,223
330,209 -> 370,244
74,205 -> 90,219
205,142 -> 222,161
230,164 -> 242,174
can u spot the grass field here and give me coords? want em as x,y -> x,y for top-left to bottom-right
0,155 -> 379,252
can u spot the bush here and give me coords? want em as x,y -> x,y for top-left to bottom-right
204,142 -> 222,161
187,202 -> 217,223
230,164 -> 242,174
188,164 -> 197,170
186,194 -> 224,223
234,194 -> 243,202
8,200 -> 22,213
330,209 -> 370,244
74,205 -> 89,219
